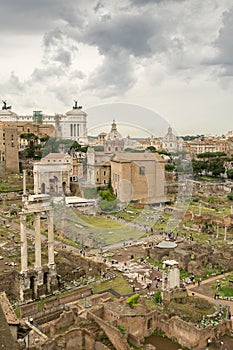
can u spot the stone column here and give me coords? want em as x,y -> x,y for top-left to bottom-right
34,212 -> 41,269
20,213 -> 28,272
23,169 -> 27,196
47,210 -> 54,266
34,169 -> 39,195
224,226 -> 227,241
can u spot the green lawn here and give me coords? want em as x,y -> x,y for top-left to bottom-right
93,274 -> 132,295
211,276 -> 233,296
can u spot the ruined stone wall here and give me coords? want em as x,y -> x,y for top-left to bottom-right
0,270 -> 19,298
157,314 -> 215,350
44,287 -> 92,309
20,302 -> 39,317
88,310 -> 130,350
41,328 -> 111,350
119,313 -> 157,340
187,179 -> 232,196
217,319 -> 232,336
54,310 -> 75,332
90,292 -> 110,307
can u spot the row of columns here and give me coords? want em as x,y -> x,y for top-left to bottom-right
20,210 -> 54,272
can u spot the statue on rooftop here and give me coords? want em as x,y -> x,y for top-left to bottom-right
2,100 -> 11,110
73,99 -> 82,109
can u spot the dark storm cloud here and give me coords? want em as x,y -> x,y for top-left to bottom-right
81,13 -> 167,57
0,0 -> 83,33
42,28 -> 79,67
85,50 -> 136,97
54,49 -> 72,66
0,72 -> 24,96
43,28 -> 64,47
94,0 -> 104,13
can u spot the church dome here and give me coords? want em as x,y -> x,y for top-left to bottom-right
163,126 -> 177,142
107,120 -> 122,140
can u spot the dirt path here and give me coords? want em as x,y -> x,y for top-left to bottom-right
187,272 -> 233,316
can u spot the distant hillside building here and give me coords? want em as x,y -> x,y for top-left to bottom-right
162,126 -> 178,153
186,137 -> 231,158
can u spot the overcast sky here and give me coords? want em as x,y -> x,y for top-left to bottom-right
0,0 -> 233,136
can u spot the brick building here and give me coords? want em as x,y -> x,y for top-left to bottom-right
0,121 -> 19,173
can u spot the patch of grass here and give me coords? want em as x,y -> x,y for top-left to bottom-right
54,234 -> 82,249
93,274 -> 132,295
117,324 -> 126,335
38,299 -> 45,312
180,269 -> 192,280
14,308 -> 20,318
211,277 -> 233,297
82,215 -> 123,228
220,286 -> 233,296
147,258 -> 163,270
94,226 -> 143,245
145,299 -> 158,310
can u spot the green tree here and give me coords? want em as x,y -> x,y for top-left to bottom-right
147,146 -> 156,152
165,164 -> 175,172
227,168 -> 233,179
227,193 -> 233,201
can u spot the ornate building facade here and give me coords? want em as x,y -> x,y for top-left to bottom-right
0,101 -> 88,145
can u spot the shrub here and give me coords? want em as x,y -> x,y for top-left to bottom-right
227,193 -> 233,201
117,324 -> 126,335
154,291 -> 162,304
126,294 -> 140,308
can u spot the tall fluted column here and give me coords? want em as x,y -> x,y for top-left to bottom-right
47,210 -> 54,266
34,212 -> 41,269
23,170 -> 27,196
20,213 -> 28,272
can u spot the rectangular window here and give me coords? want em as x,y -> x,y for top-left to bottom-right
140,166 -> 145,175
70,124 -> 73,137
77,124 -> 79,136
